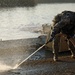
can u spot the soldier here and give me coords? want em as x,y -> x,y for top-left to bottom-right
46,11 -> 75,61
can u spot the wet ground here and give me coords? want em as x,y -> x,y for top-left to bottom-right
0,31 -> 75,75
0,50 -> 75,75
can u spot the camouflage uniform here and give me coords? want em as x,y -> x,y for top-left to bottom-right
49,11 -> 75,61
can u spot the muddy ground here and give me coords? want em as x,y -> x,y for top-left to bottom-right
0,50 -> 75,75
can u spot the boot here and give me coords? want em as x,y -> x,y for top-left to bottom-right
71,54 -> 75,58
53,53 -> 58,61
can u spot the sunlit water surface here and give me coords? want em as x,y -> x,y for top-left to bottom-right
0,3 -> 75,40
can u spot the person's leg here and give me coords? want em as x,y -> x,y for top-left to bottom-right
52,34 -> 60,61
69,40 -> 75,58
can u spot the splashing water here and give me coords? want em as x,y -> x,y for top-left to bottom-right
13,64 -> 19,69
0,63 -> 12,72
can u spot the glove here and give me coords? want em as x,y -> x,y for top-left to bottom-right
49,37 -> 53,42
45,41 -> 49,44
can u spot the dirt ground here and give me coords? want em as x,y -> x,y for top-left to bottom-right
0,50 -> 75,75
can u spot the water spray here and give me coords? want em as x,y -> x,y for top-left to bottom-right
13,44 -> 46,69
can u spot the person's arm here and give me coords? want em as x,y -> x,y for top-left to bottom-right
46,21 -> 65,44
51,21 -> 65,37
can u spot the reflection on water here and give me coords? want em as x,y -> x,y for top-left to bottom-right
0,3 -> 75,40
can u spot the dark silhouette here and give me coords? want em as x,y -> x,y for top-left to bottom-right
46,11 -> 75,61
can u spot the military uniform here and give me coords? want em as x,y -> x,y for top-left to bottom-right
49,11 -> 75,61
